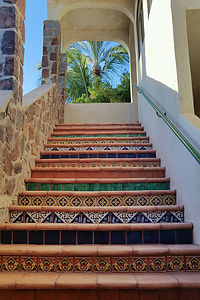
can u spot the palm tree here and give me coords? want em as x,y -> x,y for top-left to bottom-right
66,46 -> 91,100
71,41 -> 129,83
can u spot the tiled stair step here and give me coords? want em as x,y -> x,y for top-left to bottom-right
55,122 -> 142,126
35,158 -> 161,168
31,167 -> 165,179
51,132 -> 147,138
0,273 -> 200,297
0,223 -> 193,245
18,190 -> 176,207
40,149 -> 156,160
54,123 -> 142,128
44,143 -> 153,152
53,126 -> 144,132
47,136 -> 150,145
25,178 -> 170,192
53,126 -> 144,133
9,205 -> 184,224
0,244 -> 199,273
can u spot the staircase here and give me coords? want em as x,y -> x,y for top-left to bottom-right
1,123 -> 200,299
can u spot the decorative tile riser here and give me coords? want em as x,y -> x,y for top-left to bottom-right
44,146 -> 152,152
26,181 -> 170,192
31,169 -> 165,179
48,139 -> 150,145
10,210 -> 184,224
51,134 -> 146,138
0,229 -> 193,245
35,160 -> 160,168
1,255 -> 199,272
41,152 -> 156,160
18,194 -> 176,207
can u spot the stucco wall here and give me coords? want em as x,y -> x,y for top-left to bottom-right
64,103 -> 136,124
136,0 -> 200,243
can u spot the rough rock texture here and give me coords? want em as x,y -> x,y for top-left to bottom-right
0,0 -> 25,102
42,20 -> 61,86
0,85 -> 64,222
59,53 -> 67,100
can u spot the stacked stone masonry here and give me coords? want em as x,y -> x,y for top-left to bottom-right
42,20 -> 61,85
0,0 -> 25,102
0,85 -> 64,223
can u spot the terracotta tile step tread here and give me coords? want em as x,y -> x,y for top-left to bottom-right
36,158 -> 160,162
51,131 -> 146,136
0,222 -> 193,230
31,168 -> 165,180
52,129 -> 144,134
25,177 -> 169,184
53,127 -> 144,132
10,205 -> 183,213
0,272 -> 200,289
54,124 -> 142,129
48,136 -> 149,142
52,132 -> 145,137
44,143 -> 153,148
55,123 -> 142,126
0,244 -> 199,256
20,190 -> 175,196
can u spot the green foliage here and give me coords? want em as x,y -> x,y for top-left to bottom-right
66,41 -> 129,102
71,73 -> 131,103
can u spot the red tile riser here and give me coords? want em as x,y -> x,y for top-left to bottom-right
31,169 -> 166,179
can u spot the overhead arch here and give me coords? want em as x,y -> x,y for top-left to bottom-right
62,30 -> 130,53
47,0 -> 135,23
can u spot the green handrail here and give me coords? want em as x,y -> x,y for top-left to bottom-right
133,83 -> 200,164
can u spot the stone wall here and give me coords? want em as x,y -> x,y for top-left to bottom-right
42,20 -> 61,85
0,0 -> 25,102
0,84 -> 64,222
58,53 -> 67,100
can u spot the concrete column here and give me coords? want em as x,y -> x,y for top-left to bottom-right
0,0 -> 25,103
129,22 -> 138,121
42,20 -> 61,85
58,53 -> 67,101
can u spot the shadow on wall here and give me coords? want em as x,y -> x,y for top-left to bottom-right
137,40 -> 200,152
186,9 -> 200,118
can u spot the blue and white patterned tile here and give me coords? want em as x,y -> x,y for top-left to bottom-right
127,212 -> 140,223
54,212 -> 67,223
39,212 -> 53,223
68,212 -> 81,223
10,211 -> 24,223
25,211 -> 39,223
169,211 -> 183,222
82,212 -> 96,223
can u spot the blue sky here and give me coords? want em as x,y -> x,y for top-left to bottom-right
23,1 -> 129,95
23,0 -> 47,95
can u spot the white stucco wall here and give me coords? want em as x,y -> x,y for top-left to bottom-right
136,0 -> 200,243
64,103 -> 136,124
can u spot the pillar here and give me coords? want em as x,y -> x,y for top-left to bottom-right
0,0 -> 25,102
58,53 -> 67,101
42,20 -> 61,85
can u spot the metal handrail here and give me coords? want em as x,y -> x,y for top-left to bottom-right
134,83 -> 200,164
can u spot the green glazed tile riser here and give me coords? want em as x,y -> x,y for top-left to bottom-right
27,182 -> 170,192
